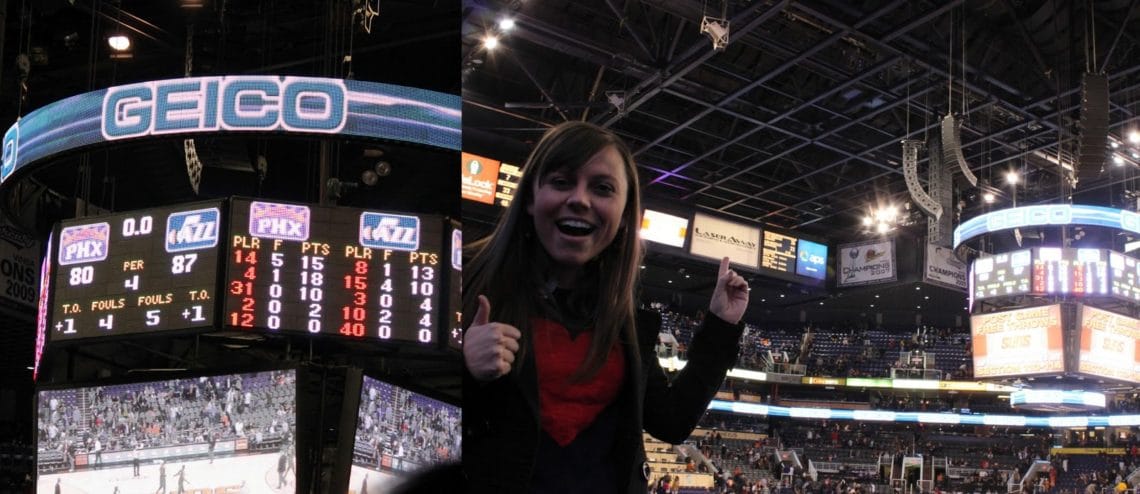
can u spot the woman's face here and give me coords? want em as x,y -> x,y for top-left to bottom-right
527,144 -> 629,286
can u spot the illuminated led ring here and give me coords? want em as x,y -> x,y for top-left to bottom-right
0,76 -> 460,211
953,204 -> 1140,249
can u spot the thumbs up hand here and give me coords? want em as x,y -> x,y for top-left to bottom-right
463,295 -> 522,382
709,257 -> 750,324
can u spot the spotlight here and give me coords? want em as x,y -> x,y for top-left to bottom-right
1112,141 -> 1121,149
360,170 -> 380,186
983,192 -> 995,203
1006,171 -> 1019,185
876,223 -> 889,234
862,216 -> 873,226
482,35 -> 500,50
374,161 -> 392,177
498,18 -> 516,31
1130,131 -> 1140,145
107,34 -> 130,51
1115,155 -> 1126,166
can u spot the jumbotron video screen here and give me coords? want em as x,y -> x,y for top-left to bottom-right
347,375 -> 460,493
36,369 -> 297,494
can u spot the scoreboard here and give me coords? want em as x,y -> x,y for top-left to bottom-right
222,199 -> 444,344
48,201 -> 222,340
1110,252 -> 1140,301
972,249 -> 1032,299
1032,247 -> 1109,296
760,230 -> 797,274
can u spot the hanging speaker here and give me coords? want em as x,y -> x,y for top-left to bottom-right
941,114 -> 977,187
1076,73 -> 1109,185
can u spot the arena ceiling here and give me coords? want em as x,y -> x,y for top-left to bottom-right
460,0 -> 1140,325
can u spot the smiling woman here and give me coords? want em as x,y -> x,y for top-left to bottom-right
461,121 -> 751,494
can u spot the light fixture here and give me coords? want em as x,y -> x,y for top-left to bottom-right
1129,130 -> 1140,145
1006,171 -> 1019,185
1112,141 -> 1121,149
107,34 -> 131,51
983,192 -> 995,203
699,16 -> 730,51
374,160 -> 392,177
498,18 -> 516,31
876,222 -> 889,234
1115,155 -> 1126,166
862,216 -> 873,226
482,35 -> 500,51
180,0 -> 206,8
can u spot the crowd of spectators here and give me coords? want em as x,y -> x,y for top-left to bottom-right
648,303 -> 974,381
37,370 -> 295,473
353,381 -> 461,475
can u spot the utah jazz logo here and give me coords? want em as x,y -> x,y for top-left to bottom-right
165,208 -> 221,253
59,223 -> 110,266
249,201 -> 310,241
359,213 -> 420,251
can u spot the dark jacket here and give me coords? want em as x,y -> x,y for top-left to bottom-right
463,308 -> 744,493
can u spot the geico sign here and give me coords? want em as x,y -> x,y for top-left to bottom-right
985,205 -> 1072,231
102,76 -> 347,140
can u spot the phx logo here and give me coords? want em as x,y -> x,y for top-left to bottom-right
359,212 -> 420,252
165,208 -> 221,253
248,202 -> 311,241
58,223 -> 110,266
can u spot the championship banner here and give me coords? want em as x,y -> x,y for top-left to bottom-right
971,304 -> 1064,378
837,238 -> 896,287
925,243 -> 967,291
1077,304 -> 1140,383
689,212 -> 760,269
2,76 -> 461,187
0,219 -> 40,315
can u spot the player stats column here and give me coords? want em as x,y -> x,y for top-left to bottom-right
49,204 -> 222,341
224,199 -> 443,345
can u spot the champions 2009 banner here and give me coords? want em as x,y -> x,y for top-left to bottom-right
2,76 -> 460,186
837,238 -> 896,287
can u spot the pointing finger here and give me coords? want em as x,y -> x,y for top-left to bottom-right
719,256 -> 730,278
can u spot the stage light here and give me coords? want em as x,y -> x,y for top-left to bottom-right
107,34 -> 130,51
498,18 -> 516,31
482,35 -> 499,50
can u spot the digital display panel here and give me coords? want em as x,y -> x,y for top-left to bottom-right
37,369 -> 297,493
795,239 -> 827,280
348,376 -> 460,493
223,199 -> 443,344
1110,252 -> 1140,302
495,162 -> 522,208
1032,248 -> 1109,296
971,249 -> 1032,299
760,231 -> 797,274
640,209 -> 688,248
49,201 -> 223,341
460,152 -> 499,205
447,225 -> 462,351
970,304 -> 1064,378
1077,304 -> 1140,383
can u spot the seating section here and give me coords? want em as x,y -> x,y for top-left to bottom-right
353,380 -> 461,474
643,432 -> 714,490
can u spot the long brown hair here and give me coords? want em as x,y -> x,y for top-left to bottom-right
463,121 -> 643,381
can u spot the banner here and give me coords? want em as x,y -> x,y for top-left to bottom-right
0,220 -> 40,315
689,212 -> 760,269
837,238 -> 896,286
925,243 -> 967,290
460,152 -> 499,205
